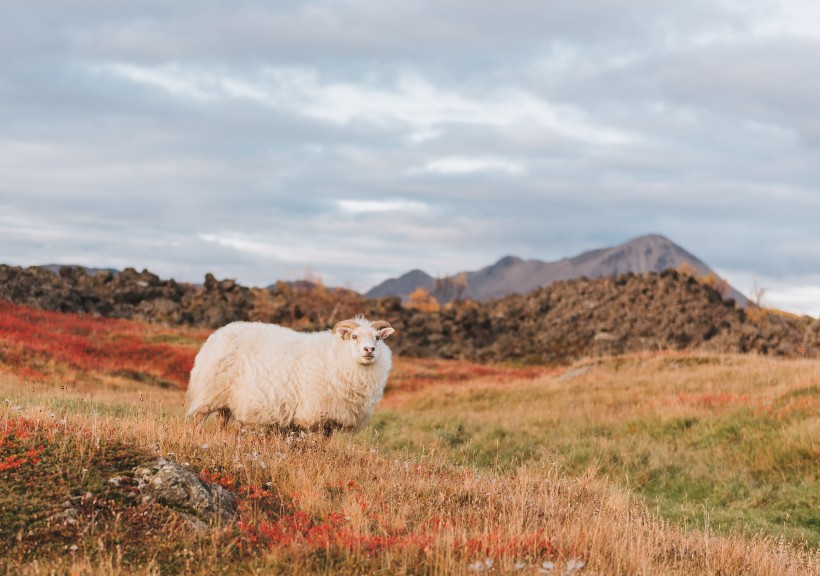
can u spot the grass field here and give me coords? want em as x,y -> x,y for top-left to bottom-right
373,354 -> 820,548
0,301 -> 818,574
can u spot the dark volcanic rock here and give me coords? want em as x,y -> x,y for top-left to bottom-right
805,319 -> 820,353
0,264 -> 815,364
373,271 -> 815,364
0,264 -> 255,328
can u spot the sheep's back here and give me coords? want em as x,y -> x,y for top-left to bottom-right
190,323 -> 336,425
186,322 -> 391,430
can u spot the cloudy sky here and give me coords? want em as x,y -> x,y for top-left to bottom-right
2,1 -> 819,316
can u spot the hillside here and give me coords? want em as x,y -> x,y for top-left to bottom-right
395,270 -> 819,362
0,302 -> 817,574
367,234 -> 750,305
0,264 -> 817,365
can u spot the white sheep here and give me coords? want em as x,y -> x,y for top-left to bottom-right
185,316 -> 395,435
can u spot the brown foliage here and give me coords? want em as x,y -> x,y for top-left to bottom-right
675,263 -> 731,299
405,287 -> 441,312
432,272 -> 468,303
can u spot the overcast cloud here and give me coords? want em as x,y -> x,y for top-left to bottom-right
1,0 -> 819,315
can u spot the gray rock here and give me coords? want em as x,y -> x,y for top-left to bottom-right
134,458 -> 237,526
49,503 -> 79,525
557,366 -> 591,382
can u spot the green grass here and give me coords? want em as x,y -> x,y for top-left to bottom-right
1,418 -> 146,559
365,355 -> 820,548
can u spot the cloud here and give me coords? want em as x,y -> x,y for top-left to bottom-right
97,63 -> 636,146
766,285 -> 820,317
417,157 -> 526,175
1,1 -> 819,314
720,269 -> 820,317
751,0 -> 820,39
336,199 -> 429,215
54,0 -> 755,68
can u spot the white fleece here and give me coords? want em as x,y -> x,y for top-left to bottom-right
186,319 -> 393,432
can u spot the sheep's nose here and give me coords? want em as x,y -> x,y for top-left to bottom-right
364,346 -> 375,354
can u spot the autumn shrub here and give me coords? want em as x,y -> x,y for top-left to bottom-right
0,300 -> 201,387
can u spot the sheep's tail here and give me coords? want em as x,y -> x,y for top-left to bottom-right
185,398 -> 200,417
185,385 -> 201,417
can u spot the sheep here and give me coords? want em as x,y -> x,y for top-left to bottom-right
185,316 -> 395,435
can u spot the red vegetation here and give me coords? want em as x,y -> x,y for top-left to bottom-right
1,300 -> 551,398
0,418 -> 46,472
676,392 -> 752,408
388,357 -> 552,395
234,477 -> 557,561
199,468 -> 237,490
238,505 -> 556,558
0,300 -> 203,387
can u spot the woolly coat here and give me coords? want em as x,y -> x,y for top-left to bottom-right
186,322 -> 392,432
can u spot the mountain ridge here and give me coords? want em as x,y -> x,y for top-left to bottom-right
367,234 -> 749,306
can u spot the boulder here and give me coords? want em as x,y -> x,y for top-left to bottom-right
135,458 -> 237,528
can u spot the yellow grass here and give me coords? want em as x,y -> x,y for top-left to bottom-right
1,352 -> 818,574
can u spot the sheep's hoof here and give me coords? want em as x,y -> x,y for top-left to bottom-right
217,408 -> 232,429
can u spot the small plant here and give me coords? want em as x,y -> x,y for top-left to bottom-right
405,287 -> 441,312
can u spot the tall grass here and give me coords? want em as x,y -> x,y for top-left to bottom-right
0,302 -> 818,574
367,353 -> 820,548
2,386 -> 816,575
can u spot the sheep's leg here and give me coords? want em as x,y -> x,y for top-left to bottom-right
194,411 -> 209,429
321,421 -> 338,438
217,407 -> 232,429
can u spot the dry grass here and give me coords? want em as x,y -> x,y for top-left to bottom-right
1,379 -> 817,575
368,353 -> 820,549
0,302 -> 818,574
2,358 -> 818,575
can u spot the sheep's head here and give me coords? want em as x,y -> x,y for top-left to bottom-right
332,318 -> 395,365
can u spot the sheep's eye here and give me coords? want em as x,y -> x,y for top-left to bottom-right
351,335 -> 357,340
376,336 -> 381,340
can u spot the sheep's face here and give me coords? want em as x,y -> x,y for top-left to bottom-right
333,320 -> 395,365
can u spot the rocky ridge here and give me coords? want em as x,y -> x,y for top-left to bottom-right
0,264 -> 817,364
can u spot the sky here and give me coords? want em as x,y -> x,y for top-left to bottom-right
1,1 -> 819,317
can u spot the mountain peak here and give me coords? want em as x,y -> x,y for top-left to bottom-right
495,255 -> 523,267
365,268 -> 434,299
366,234 -> 748,306
630,233 -> 672,243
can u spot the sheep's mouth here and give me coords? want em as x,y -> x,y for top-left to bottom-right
360,354 -> 376,363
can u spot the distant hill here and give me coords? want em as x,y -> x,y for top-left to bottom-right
366,234 -> 750,306
365,269 -> 435,299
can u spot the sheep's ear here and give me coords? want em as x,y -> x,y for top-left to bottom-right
332,320 -> 358,340
378,327 -> 395,340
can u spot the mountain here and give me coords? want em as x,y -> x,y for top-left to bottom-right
366,234 -> 750,306
365,269 -> 435,299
